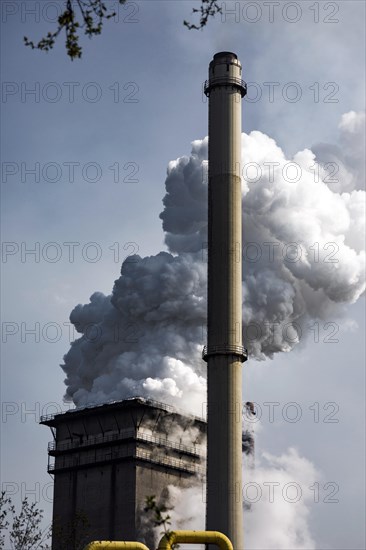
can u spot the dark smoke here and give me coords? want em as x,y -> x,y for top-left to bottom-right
61,111 -> 365,414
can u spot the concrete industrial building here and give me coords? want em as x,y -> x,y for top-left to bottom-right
41,398 -> 255,549
41,398 -> 206,550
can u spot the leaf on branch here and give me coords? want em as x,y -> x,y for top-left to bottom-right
24,0 -> 126,60
24,0 -> 220,60
184,0 -> 222,30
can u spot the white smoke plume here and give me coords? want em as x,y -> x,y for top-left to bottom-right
63,254 -> 207,414
154,446 -> 318,550
61,111 -> 365,413
312,110 -> 365,194
244,448 -> 318,550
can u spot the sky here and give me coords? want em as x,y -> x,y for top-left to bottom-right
1,1 -> 365,549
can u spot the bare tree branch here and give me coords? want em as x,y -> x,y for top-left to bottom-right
24,0 -> 221,60
24,0 -> 127,60
184,0 -> 222,30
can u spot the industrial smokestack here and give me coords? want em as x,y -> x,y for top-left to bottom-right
203,52 -> 247,549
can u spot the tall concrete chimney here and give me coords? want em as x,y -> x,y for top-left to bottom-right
203,52 -> 247,550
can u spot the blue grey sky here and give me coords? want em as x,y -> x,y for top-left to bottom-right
1,1 -> 365,549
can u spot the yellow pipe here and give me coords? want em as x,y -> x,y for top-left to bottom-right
158,530 -> 234,550
83,529 -> 233,550
83,542 -> 150,550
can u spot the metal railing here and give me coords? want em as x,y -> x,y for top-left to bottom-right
204,77 -> 247,97
48,429 -> 202,457
202,344 -> 248,362
40,397 -> 204,424
48,447 -> 204,475
135,449 -> 204,475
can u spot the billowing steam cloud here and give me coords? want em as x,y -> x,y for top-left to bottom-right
146,445 -> 319,550
62,111 -> 365,414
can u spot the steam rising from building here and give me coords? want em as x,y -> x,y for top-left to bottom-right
61,110 -> 365,414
